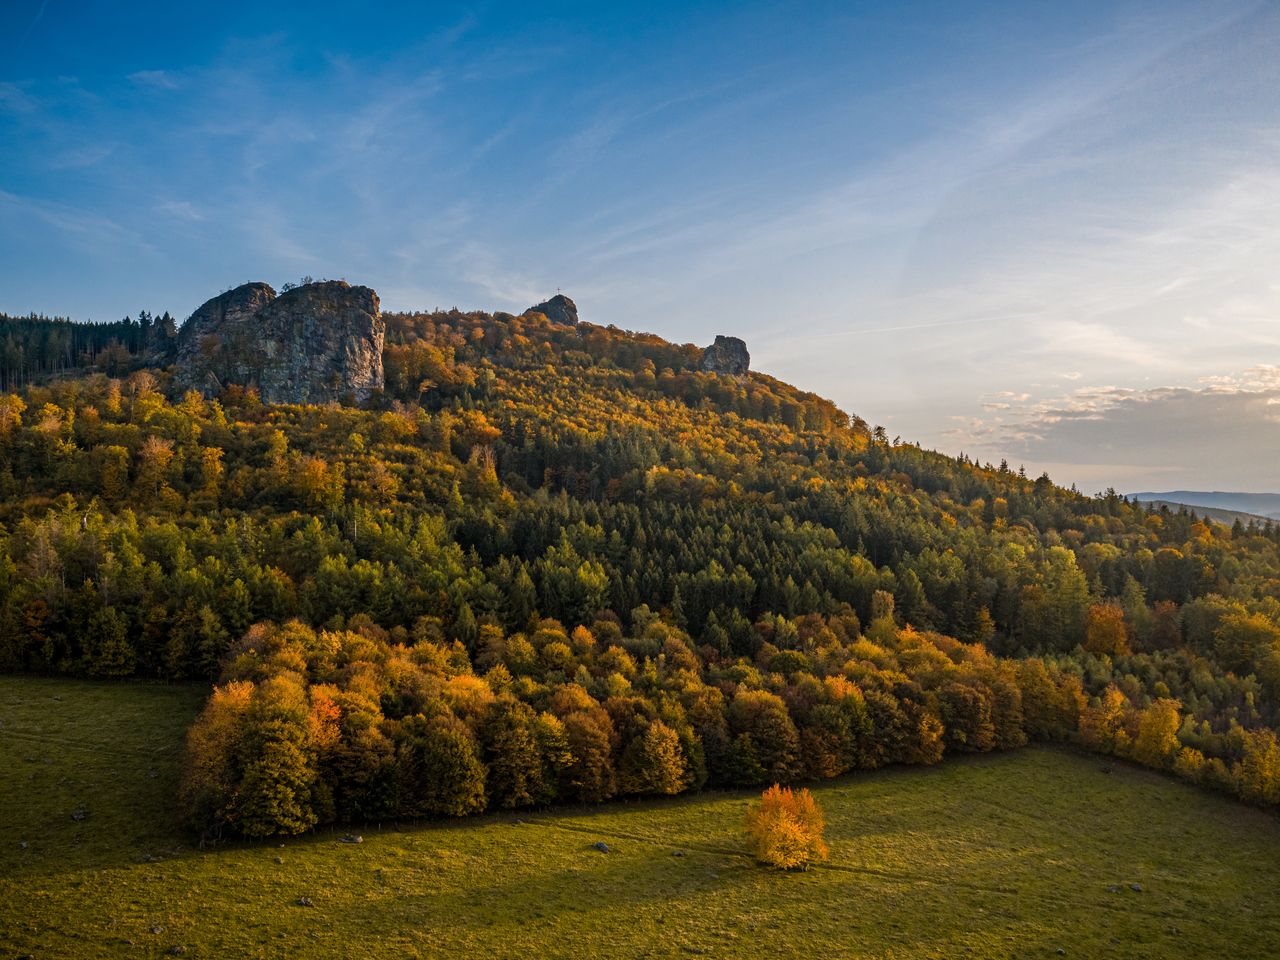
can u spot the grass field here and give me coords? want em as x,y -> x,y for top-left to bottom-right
3,676 -> 1280,959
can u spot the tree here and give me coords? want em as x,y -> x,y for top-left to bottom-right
479,696 -> 545,809
1236,728 -> 1280,806
234,676 -> 320,837
1079,685 -> 1131,756
727,689 -> 801,785
394,712 -> 486,817
1084,603 -> 1129,657
1214,612 -> 1280,675
619,720 -> 686,795
180,680 -> 253,836
1132,698 -> 1181,769
745,784 -> 829,869
562,709 -> 617,802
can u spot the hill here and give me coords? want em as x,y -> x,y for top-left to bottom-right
1131,491 -> 1280,523
2,285 -> 1280,838
4,676 -> 1279,959
1130,499 -> 1275,529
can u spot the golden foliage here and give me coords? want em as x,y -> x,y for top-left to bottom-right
745,784 -> 829,869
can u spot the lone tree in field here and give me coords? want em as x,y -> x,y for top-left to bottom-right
745,784 -> 829,869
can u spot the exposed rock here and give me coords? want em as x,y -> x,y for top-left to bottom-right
525,294 -> 578,325
591,841 -> 611,854
340,834 -> 363,844
700,335 -> 750,377
174,280 -> 383,404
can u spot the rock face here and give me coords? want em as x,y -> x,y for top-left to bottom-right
174,281 -> 383,403
525,294 -> 578,325
700,335 -> 750,377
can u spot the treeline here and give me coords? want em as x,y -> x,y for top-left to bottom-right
180,603 -> 1084,838
0,311 -> 173,390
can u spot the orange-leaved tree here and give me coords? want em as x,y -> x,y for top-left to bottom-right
745,783 -> 829,869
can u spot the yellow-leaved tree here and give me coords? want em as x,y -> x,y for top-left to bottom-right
745,784 -> 829,869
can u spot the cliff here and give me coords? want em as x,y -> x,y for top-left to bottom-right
700,335 -> 750,377
173,280 -> 383,404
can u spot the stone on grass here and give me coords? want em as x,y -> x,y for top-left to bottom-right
1130,883 -> 1143,893
297,896 -> 314,907
591,841 -> 611,854
340,834 -> 363,844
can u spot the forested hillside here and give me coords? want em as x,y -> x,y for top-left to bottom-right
0,311 -> 174,390
2,305 -> 1279,837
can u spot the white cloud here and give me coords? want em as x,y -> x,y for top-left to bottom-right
951,366 -> 1280,491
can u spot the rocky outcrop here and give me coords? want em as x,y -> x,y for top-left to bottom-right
700,335 -> 750,377
525,294 -> 578,325
174,280 -> 383,404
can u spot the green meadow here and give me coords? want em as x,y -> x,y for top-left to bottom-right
3,675 -> 1279,959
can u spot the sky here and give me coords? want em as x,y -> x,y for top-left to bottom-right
2,1 -> 1278,494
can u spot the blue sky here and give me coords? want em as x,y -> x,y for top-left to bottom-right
3,1 -> 1279,492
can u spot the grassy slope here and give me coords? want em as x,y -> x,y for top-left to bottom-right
3,677 -> 1279,959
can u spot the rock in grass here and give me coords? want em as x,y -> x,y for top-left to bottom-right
70,805 -> 88,822
1130,883 -> 1143,893
591,841 -> 611,854
340,834 -> 363,844
165,946 -> 187,955
274,856 -> 284,864
297,896 -> 314,907
150,925 -> 165,934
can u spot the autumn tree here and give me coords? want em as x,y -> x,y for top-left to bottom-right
1132,698 -> 1181,769
745,784 -> 829,869
1084,602 -> 1129,657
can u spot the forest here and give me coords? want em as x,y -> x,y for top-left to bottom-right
1,306 -> 1279,837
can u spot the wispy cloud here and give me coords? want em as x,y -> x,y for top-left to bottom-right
128,69 -> 180,90
157,200 -> 204,221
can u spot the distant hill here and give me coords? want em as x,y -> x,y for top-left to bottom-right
1131,491 -> 1280,523
1133,499 -> 1274,528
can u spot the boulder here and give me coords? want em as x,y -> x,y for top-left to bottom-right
173,280 -> 383,404
525,294 -> 578,325
700,335 -> 750,377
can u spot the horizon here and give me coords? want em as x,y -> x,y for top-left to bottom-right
3,0 -> 1278,492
